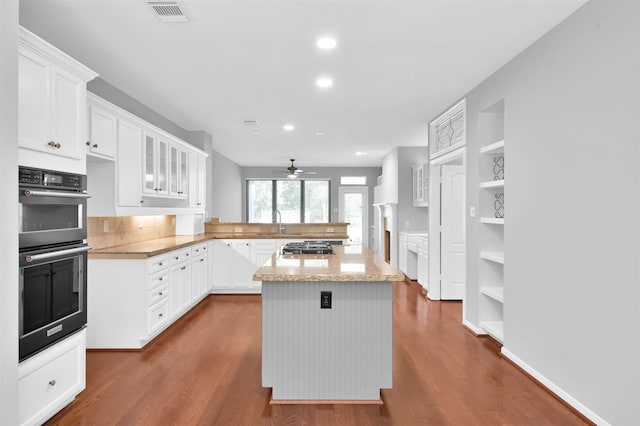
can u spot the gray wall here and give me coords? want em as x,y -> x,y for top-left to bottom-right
464,1 -> 639,423
397,147 -> 429,232
88,78 -> 190,142
0,1 -> 19,424
210,150 -> 243,222
242,166 -> 382,238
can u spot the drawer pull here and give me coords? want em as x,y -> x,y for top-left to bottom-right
158,292 -> 163,296
158,277 -> 163,281
175,256 -> 179,260
159,313 -> 164,318
181,266 -> 186,271
186,253 -> 190,256
200,258 -> 205,262
49,380 -> 56,386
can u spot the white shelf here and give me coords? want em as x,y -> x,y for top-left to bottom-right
480,251 -> 504,264
480,140 -> 504,154
480,286 -> 504,303
480,217 -> 504,225
480,321 -> 504,343
480,179 -> 505,189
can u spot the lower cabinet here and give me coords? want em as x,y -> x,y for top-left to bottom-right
88,243 -> 209,349
18,329 -> 86,426
210,239 -> 270,293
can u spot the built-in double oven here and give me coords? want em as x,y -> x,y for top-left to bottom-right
18,166 -> 91,361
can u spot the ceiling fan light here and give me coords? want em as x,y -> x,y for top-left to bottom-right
287,173 -> 297,178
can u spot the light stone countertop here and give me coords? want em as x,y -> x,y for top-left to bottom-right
88,233 -> 349,259
253,245 -> 404,282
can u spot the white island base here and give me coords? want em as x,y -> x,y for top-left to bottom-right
261,280 -> 392,403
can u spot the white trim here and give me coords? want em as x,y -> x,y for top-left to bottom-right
430,146 -> 466,166
501,347 -> 611,426
338,186 -> 369,247
463,319 -> 485,335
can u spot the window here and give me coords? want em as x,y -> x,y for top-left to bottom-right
340,176 -> 367,185
246,179 -> 330,223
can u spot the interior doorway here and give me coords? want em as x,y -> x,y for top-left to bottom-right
338,186 -> 368,247
428,149 -> 466,301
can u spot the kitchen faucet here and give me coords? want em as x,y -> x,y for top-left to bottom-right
273,210 -> 285,234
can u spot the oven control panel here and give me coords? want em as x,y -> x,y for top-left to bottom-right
19,166 -> 86,190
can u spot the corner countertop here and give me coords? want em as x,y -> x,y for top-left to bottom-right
89,233 -> 349,259
253,245 -> 404,282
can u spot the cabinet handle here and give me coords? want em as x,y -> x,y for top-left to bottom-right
158,262 -> 163,266
92,144 -> 98,148
175,256 -> 179,260
49,380 -> 56,386
181,266 -> 186,270
159,313 -> 164,318
186,253 -> 190,256
85,141 -> 91,146
158,292 -> 163,296
200,258 -> 205,262
48,141 -> 61,149
140,200 -> 144,204
158,277 -> 163,281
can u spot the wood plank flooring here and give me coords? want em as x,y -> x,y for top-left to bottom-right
46,281 -> 590,425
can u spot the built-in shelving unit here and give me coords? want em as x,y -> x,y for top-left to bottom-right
476,100 -> 505,344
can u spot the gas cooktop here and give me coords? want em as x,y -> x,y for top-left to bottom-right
281,241 -> 335,255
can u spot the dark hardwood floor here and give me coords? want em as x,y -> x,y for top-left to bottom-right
47,281 -> 590,425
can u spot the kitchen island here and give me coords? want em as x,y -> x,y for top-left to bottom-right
253,244 -> 403,403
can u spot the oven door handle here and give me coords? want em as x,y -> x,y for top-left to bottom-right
24,246 -> 92,263
23,189 -> 91,199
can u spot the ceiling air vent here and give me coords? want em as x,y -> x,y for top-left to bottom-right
242,120 -> 260,127
147,0 -> 190,23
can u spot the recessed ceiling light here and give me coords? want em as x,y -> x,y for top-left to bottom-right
317,37 -> 337,50
355,151 -> 367,156
316,77 -> 333,88
315,132 -> 324,136
252,131 -> 261,136
283,124 -> 295,131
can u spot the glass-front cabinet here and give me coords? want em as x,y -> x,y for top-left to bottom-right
169,143 -> 188,198
142,131 -> 169,196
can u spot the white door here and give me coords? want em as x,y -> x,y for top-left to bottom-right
441,165 -> 465,300
338,186 -> 368,247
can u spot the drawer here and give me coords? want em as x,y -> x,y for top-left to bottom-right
148,271 -> 169,290
148,255 -> 169,274
148,300 -> 170,335
191,243 -> 208,256
148,283 -> 169,306
18,330 -> 85,426
408,241 -> 418,253
170,248 -> 192,265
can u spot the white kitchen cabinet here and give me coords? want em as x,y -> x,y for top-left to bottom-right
86,95 -> 117,159
191,244 -> 209,303
18,27 -> 97,174
169,143 -> 188,198
211,240 -> 235,290
233,240 -> 255,289
143,131 -> 169,196
412,163 -> 428,207
18,329 -> 86,426
417,236 -> 429,290
88,242 -> 209,349
117,117 -> 143,207
398,234 -> 408,275
188,151 -> 207,210
169,248 -> 192,319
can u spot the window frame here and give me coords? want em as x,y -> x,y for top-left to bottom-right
245,178 -> 331,223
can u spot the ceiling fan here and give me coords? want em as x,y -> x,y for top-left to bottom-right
273,159 -> 317,178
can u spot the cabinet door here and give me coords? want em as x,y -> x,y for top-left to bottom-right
170,261 -> 191,318
212,240 -> 234,289
233,241 -> 254,288
51,65 -> 84,159
117,119 -> 143,207
88,103 -> 117,159
191,255 -> 208,302
169,144 -> 180,196
18,48 -> 51,154
156,138 -> 169,196
143,132 -> 157,194
188,151 -> 198,208
179,150 -> 189,198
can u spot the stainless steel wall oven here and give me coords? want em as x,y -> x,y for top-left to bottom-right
18,166 -> 90,361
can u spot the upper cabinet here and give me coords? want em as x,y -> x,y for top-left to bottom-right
85,94 -> 208,216
412,163 -> 428,207
18,27 -> 98,173
86,95 -> 117,159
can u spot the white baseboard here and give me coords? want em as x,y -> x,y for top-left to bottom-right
462,320 -> 485,335
501,347 -> 610,426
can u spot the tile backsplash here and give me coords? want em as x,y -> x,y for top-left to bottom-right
88,215 -> 175,250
